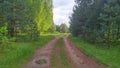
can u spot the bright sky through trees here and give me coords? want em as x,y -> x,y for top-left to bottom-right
53,0 -> 75,26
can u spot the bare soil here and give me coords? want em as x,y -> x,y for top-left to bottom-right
64,37 -> 107,68
22,37 -> 59,68
22,36 -> 107,68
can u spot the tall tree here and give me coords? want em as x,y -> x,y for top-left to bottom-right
60,23 -> 69,33
0,0 -> 54,42
70,0 -> 120,46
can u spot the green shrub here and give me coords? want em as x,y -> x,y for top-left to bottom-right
0,25 -> 9,45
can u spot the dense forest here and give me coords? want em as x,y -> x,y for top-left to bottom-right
0,0 -> 54,43
70,0 -> 120,47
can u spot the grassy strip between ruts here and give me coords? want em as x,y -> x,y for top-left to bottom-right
70,36 -> 120,68
51,38 -> 72,68
0,35 -> 54,68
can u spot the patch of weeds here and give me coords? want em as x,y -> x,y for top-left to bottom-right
51,38 -> 72,68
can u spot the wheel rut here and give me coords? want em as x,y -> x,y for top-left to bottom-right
22,37 -> 59,68
64,37 -> 107,68
22,36 -> 107,68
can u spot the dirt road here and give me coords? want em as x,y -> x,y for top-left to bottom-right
23,37 -> 59,68
23,36 -> 107,68
64,37 -> 107,68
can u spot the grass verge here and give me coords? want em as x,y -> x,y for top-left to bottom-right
70,36 -> 120,68
0,36 -> 54,68
51,38 -> 72,68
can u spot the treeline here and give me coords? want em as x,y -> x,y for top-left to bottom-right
0,0 -> 54,43
56,23 -> 69,33
70,0 -> 120,47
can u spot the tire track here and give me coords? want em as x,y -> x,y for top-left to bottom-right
64,37 -> 107,68
23,37 -> 59,68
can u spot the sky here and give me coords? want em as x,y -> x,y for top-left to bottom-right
53,0 -> 75,26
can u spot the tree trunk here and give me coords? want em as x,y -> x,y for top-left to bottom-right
117,23 -> 120,40
8,19 -> 15,37
107,22 -> 111,48
108,29 -> 110,48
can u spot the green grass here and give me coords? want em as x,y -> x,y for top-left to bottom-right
51,38 -> 72,68
70,37 -> 120,68
40,33 -> 70,36
0,36 -> 54,68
